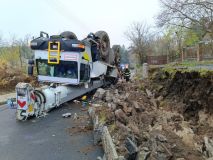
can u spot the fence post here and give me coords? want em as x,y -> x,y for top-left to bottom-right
197,42 -> 203,61
142,63 -> 148,79
182,47 -> 185,62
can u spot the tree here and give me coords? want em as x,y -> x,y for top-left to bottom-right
120,45 -> 129,64
0,34 -> 33,67
125,22 -> 152,64
156,0 -> 213,38
183,28 -> 200,46
20,34 -> 34,59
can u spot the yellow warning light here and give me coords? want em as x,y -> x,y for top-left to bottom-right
78,44 -> 85,49
81,95 -> 87,100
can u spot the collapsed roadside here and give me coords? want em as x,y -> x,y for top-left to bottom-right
90,67 -> 213,160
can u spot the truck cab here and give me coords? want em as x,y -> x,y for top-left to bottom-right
29,31 -> 119,86
31,32 -> 92,85
15,31 -> 120,120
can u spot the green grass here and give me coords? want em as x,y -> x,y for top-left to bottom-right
99,110 -> 107,124
166,60 -> 213,68
109,123 -> 117,132
161,60 -> 213,78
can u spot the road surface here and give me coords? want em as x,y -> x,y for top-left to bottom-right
0,102 -> 103,160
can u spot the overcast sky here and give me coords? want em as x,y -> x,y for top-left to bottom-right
0,0 -> 160,46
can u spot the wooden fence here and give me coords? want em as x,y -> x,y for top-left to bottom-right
147,55 -> 167,65
182,41 -> 213,61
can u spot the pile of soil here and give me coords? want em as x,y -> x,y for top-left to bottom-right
152,70 -> 213,123
91,70 -> 213,160
0,62 -> 39,94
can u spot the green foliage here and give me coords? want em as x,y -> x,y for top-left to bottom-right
0,47 -> 21,66
199,69 -> 211,77
177,60 -> 213,67
99,110 -> 107,124
183,29 -> 200,46
162,66 -> 177,78
163,60 -> 213,78
109,123 -> 117,132
161,25 -> 204,61
136,64 -> 141,68
0,45 -> 33,68
20,45 -> 34,59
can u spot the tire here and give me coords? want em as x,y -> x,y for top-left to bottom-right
108,48 -> 115,65
16,110 -> 27,121
95,31 -> 110,58
112,45 -> 120,53
112,45 -> 121,66
60,31 -> 77,39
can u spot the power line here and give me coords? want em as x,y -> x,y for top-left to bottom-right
44,0 -> 91,33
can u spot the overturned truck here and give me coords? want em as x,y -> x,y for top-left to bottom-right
15,31 -> 121,120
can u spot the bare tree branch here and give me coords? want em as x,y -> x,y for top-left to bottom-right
156,0 -> 213,37
125,22 -> 152,64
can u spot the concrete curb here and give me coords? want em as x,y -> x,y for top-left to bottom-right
0,93 -> 16,106
88,107 -> 124,160
0,101 -> 6,106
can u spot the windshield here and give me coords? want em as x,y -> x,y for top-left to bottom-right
37,60 -> 78,79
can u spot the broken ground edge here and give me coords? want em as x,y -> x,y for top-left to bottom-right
88,107 -> 125,160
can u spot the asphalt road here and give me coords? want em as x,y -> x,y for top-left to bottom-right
0,102 -> 103,160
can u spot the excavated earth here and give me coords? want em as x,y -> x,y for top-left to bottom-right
91,69 -> 213,160
0,63 -> 40,94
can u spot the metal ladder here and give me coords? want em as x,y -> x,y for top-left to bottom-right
48,41 -> 60,64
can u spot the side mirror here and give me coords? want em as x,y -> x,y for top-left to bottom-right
28,66 -> 34,76
40,31 -> 49,38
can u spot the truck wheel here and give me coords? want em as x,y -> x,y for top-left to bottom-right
95,31 -> 110,58
108,48 -> 115,65
16,110 -> 27,121
60,31 -> 77,39
112,45 -> 121,66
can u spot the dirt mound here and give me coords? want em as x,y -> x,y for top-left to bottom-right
154,71 -> 213,123
91,79 -> 208,159
0,61 -> 39,94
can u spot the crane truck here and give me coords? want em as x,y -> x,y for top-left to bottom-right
14,31 -> 121,120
